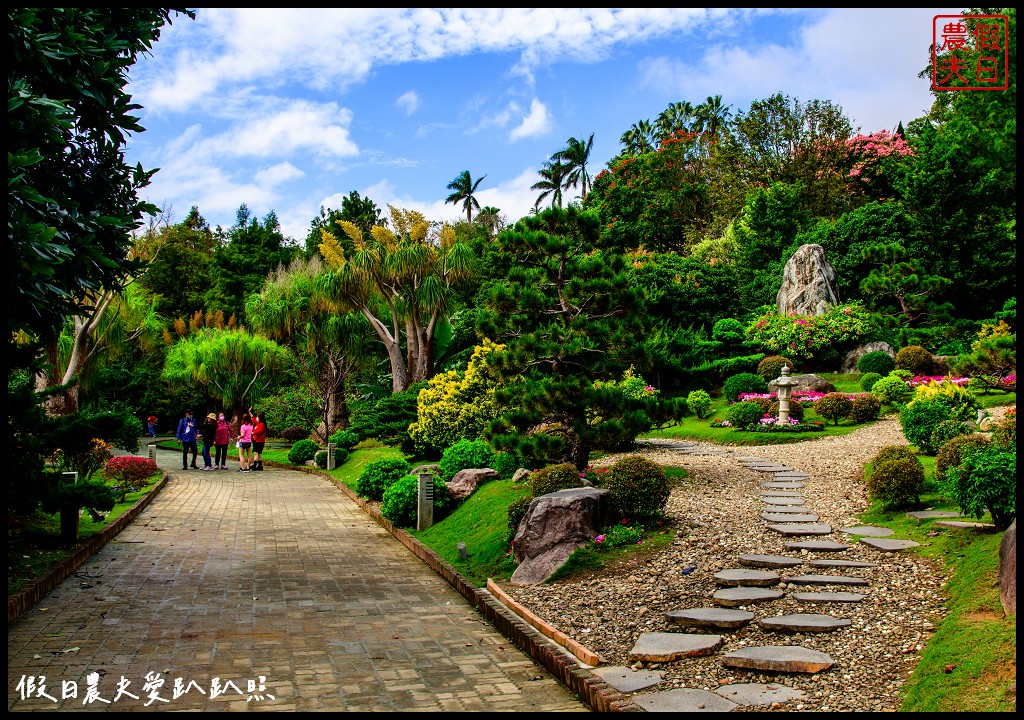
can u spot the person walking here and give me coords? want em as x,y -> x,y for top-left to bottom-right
214,412 -> 232,469
146,414 -> 158,438
199,413 -> 217,470
250,409 -> 267,471
176,409 -> 199,470
237,413 -> 254,472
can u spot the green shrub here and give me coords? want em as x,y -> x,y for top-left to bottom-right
348,383 -> 424,447
816,392 -> 853,425
768,399 -> 804,421
746,396 -> 773,414
929,420 -> 971,456
281,425 -> 310,442
327,429 -> 360,451
944,445 -> 1016,529
866,457 -> 925,509
857,351 -> 895,376
380,475 -> 452,528
900,400 -> 952,454
506,496 -> 533,543
56,479 -> 118,522
356,458 -> 411,501
870,445 -> 917,468
872,374 -> 911,405
723,372 -> 768,402
685,390 -> 713,419
727,401 -> 765,429
756,355 -> 796,381
530,463 -> 583,497
891,368 -> 913,380
895,345 -> 934,375
848,393 -> 882,424
712,318 -> 746,345
993,410 -> 1016,447
859,372 -> 883,393
595,522 -> 644,549
491,451 -> 520,479
438,439 -> 497,482
287,439 -> 320,465
911,379 -> 977,421
314,447 -> 350,469
935,433 -> 990,482
605,455 -> 670,522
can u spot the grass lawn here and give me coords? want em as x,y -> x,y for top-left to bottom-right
263,440 -> 409,492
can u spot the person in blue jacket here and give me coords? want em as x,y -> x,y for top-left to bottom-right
176,409 -> 199,470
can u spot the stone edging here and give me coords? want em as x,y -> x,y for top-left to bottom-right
265,460 -> 640,713
7,472 -> 169,626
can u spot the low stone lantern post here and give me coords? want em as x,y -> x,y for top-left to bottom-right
775,365 -> 800,424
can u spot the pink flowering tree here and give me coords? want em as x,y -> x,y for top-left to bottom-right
845,129 -> 914,201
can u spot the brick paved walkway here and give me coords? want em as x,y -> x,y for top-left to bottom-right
8,450 -> 588,712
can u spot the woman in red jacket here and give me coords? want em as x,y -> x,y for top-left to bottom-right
214,412 -> 232,469
250,410 -> 267,471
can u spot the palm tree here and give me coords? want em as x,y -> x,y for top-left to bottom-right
531,161 -> 569,209
619,119 -> 657,156
551,133 -> 595,201
655,101 -> 695,142
694,95 -> 732,138
444,170 -> 486,224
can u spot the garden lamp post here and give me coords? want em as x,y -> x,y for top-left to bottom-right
776,365 -> 799,424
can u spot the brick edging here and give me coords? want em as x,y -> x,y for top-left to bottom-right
265,460 -> 641,712
8,472 -> 170,626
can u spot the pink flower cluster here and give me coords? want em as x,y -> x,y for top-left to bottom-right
907,376 -> 970,387
736,391 -> 861,403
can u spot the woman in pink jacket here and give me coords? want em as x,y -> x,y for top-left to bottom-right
237,413 -> 254,472
214,413 -> 232,469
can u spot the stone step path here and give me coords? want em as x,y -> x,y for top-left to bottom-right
933,520 -> 994,530
808,559 -> 879,568
792,591 -> 866,604
737,554 -> 804,569
665,608 -> 754,630
713,587 -> 785,607
785,540 -> 851,552
722,646 -> 834,674
758,613 -> 852,633
760,481 -> 805,489
766,505 -> 818,515
758,489 -> 805,496
714,568 -> 781,586
761,496 -> 807,506
907,510 -> 964,519
858,537 -> 921,552
762,512 -> 820,523
772,472 -> 810,481
786,574 -> 870,587
840,525 -> 894,537
767,523 -> 833,536
628,632 -> 723,662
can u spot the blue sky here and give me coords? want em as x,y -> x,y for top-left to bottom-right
124,8 -> 960,242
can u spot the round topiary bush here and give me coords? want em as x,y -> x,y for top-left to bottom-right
943,444 -> 1016,528
723,372 -> 768,402
506,496 -> 532,543
287,439 -> 319,465
314,447 -> 350,469
605,455 -> 670,522
870,444 -> 917,468
929,420 -> 971,456
848,393 -> 882,424
757,355 -> 796,382
380,475 -> 450,527
686,390 -> 713,419
281,426 -> 309,442
491,451 -> 520,479
871,374 -> 912,405
816,392 -> 853,425
712,318 -> 746,345
935,433 -> 991,482
894,345 -> 934,375
900,400 -> 952,454
727,401 -> 765,429
356,457 -> 411,501
768,399 -> 804,421
530,463 -> 583,497
857,351 -> 896,376
328,429 -> 360,451
866,456 -> 925,509
859,372 -> 883,393
438,439 -> 497,482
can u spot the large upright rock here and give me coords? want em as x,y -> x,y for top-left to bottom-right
999,520 -> 1016,615
768,373 -> 836,394
840,341 -> 896,373
511,487 -> 609,585
776,244 -> 841,316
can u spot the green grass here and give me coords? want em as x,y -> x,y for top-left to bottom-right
264,440 -> 408,491
975,390 -> 1016,409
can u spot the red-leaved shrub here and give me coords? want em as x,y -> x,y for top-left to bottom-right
104,456 -> 158,501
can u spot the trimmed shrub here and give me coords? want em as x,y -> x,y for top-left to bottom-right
872,374 -> 911,405
491,451 -> 520,479
929,420 -> 971,456
103,456 -> 158,502
280,425 -> 309,442
866,456 -> 925,509
757,355 -> 796,382
356,458 -> 411,501
380,475 -> 451,528
723,372 -> 768,402
686,390 -> 713,419
891,369 -> 913,380
944,445 -> 1016,529
605,455 -> 670,522
506,496 -> 532,543
911,379 -> 977,421
314,447 -> 350,469
935,433 -> 990,482
870,445 -> 917,467
859,372 -> 883,393
768,399 -> 804,421
438,439 -> 497,482
530,463 -> 584,497
287,439 -> 319,465
712,318 -> 746,345
848,393 -> 882,424
900,400 -> 952,454
858,351 -> 895,376
816,392 -> 853,425
328,429 -> 360,451
727,401 -> 765,429
895,345 -> 933,375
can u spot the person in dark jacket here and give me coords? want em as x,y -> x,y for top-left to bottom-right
199,412 -> 217,470
176,409 -> 199,470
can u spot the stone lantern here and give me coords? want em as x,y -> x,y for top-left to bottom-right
775,365 -> 800,424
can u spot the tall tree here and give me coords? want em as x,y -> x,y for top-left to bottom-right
656,101 -> 696,142
444,170 -> 486,224
619,119 -> 657,156
530,161 -> 569,210
551,133 -> 595,202
694,94 -> 732,137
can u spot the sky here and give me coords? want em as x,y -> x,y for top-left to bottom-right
123,8 -> 962,243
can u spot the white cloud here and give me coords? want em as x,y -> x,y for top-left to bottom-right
396,90 -> 420,115
254,162 -> 304,187
509,99 -> 552,141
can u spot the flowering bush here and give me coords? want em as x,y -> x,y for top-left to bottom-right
756,355 -> 796,381
846,129 -> 914,197
53,438 -> 113,482
594,521 -> 644,549
909,378 -> 977,421
103,456 -> 158,501
908,375 -> 969,387
594,365 -> 659,400
710,419 -> 731,428
745,303 -> 872,361
582,465 -> 611,485
744,421 -> 826,434
816,392 -> 854,425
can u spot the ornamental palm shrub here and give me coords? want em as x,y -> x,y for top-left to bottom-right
357,458 -> 411,501
944,445 -> 1016,529
530,463 -> 583,497
848,393 -> 881,424
872,374 -> 912,405
756,355 -> 795,381
727,401 -> 765,429
859,372 -> 883,393
935,433 -> 990,482
858,351 -> 895,375
866,456 -> 925,509
287,439 -> 319,465
900,400 -> 952,454
686,390 -> 713,419
723,372 -> 768,402
816,393 -> 853,425
380,474 -> 451,527
895,345 -> 933,375
605,455 -> 670,522
438,439 -> 497,482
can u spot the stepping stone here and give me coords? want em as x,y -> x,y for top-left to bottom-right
714,568 -> 781,586
768,505 -> 818,515
772,471 -> 810,480
628,632 -> 723,662
808,559 -> 879,568
761,512 -> 820,523
791,591 -> 866,604
738,554 -> 804,569
760,481 -> 805,489
633,688 -> 739,712
736,457 -> 768,462
749,465 -> 793,473
786,574 -> 869,587
767,523 -> 833,536
722,646 -> 835,674
713,587 -> 784,607
714,683 -> 806,706
758,490 -> 804,497
859,537 -> 921,552
591,666 -> 663,693
933,520 -> 995,530
665,608 -> 755,630
907,510 -> 964,519
839,525 -> 894,537
691,449 -> 732,456
785,540 -> 850,552
758,613 -> 852,633
761,496 -> 806,506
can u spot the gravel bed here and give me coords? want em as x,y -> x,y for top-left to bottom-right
500,417 -> 966,712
